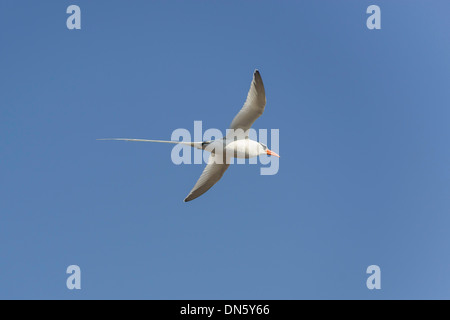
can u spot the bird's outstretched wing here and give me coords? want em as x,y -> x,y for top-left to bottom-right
184,154 -> 230,202
229,70 -> 266,133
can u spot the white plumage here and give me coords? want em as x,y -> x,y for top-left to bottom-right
99,70 -> 279,202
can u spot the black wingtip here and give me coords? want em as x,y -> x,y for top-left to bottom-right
184,194 -> 197,202
253,69 -> 262,81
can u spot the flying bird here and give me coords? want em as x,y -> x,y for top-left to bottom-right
99,70 -> 279,202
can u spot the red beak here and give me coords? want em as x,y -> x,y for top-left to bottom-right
266,149 -> 280,158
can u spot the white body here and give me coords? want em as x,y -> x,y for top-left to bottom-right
224,139 -> 266,159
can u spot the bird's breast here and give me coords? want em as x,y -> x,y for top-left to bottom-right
225,140 -> 261,159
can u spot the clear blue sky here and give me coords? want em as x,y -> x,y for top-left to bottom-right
1,0 -> 449,299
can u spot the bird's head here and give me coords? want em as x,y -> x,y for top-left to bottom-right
259,143 -> 280,158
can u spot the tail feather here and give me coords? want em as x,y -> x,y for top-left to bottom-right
97,138 -> 203,149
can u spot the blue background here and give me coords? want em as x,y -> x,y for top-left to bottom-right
1,1 -> 449,299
